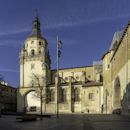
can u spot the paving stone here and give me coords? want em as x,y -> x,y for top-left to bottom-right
0,114 -> 130,130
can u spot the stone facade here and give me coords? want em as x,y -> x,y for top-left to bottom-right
0,83 -> 17,112
17,16 -> 130,114
17,16 -> 103,114
102,22 -> 130,114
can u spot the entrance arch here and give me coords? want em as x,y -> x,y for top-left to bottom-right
24,90 -> 40,111
113,77 -> 121,109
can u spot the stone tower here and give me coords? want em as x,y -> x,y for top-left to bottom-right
20,15 -> 51,88
17,15 -> 51,112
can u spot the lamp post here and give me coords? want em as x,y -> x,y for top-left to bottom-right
56,36 -> 62,119
56,36 -> 59,119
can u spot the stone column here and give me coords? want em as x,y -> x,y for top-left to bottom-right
81,71 -> 86,83
55,77 -> 58,113
68,76 -> 72,113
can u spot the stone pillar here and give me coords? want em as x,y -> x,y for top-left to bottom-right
55,77 -> 58,113
81,86 -> 83,113
68,76 -> 72,113
81,71 -> 86,83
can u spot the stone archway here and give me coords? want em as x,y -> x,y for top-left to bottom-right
24,90 -> 40,112
113,77 -> 121,109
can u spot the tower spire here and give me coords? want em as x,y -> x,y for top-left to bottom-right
31,10 -> 42,37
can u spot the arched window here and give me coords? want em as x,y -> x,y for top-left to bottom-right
114,77 -> 121,108
61,89 -> 66,102
50,90 -> 55,102
39,41 -> 42,46
74,88 -> 80,102
31,49 -> 35,56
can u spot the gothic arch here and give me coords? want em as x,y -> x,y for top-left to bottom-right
24,89 -> 40,110
24,89 -> 36,97
31,49 -> 35,56
113,77 -> 121,109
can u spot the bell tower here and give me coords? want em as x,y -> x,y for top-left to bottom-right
20,15 -> 51,88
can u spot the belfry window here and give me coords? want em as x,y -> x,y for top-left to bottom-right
31,49 -> 35,56
39,41 -> 42,46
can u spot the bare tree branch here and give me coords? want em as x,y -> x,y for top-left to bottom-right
30,73 -> 47,120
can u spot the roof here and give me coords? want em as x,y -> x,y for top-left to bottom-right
48,81 -> 103,87
109,31 -> 123,50
0,83 -> 16,90
110,21 -> 130,62
25,16 -> 47,42
51,65 -> 93,72
101,50 -> 111,60
101,31 -> 123,60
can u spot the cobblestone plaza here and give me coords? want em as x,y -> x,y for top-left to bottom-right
0,114 -> 130,130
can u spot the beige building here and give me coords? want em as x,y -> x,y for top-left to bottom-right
102,22 -> 130,114
17,16 -> 130,114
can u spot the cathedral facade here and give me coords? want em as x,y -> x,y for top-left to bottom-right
17,16 -> 130,114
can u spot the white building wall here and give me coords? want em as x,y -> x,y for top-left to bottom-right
23,60 -> 45,87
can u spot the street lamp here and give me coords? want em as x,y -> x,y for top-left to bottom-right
56,36 -> 62,119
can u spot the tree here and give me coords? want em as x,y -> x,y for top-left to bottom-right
31,73 -> 47,120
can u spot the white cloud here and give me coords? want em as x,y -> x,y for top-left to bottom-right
0,27 -> 30,37
44,13 -> 130,29
0,69 -> 19,73
0,39 -> 23,48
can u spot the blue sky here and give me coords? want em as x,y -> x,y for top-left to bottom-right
0,0 -> 130,87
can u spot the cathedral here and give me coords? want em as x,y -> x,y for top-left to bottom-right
17,15 -> 130,114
